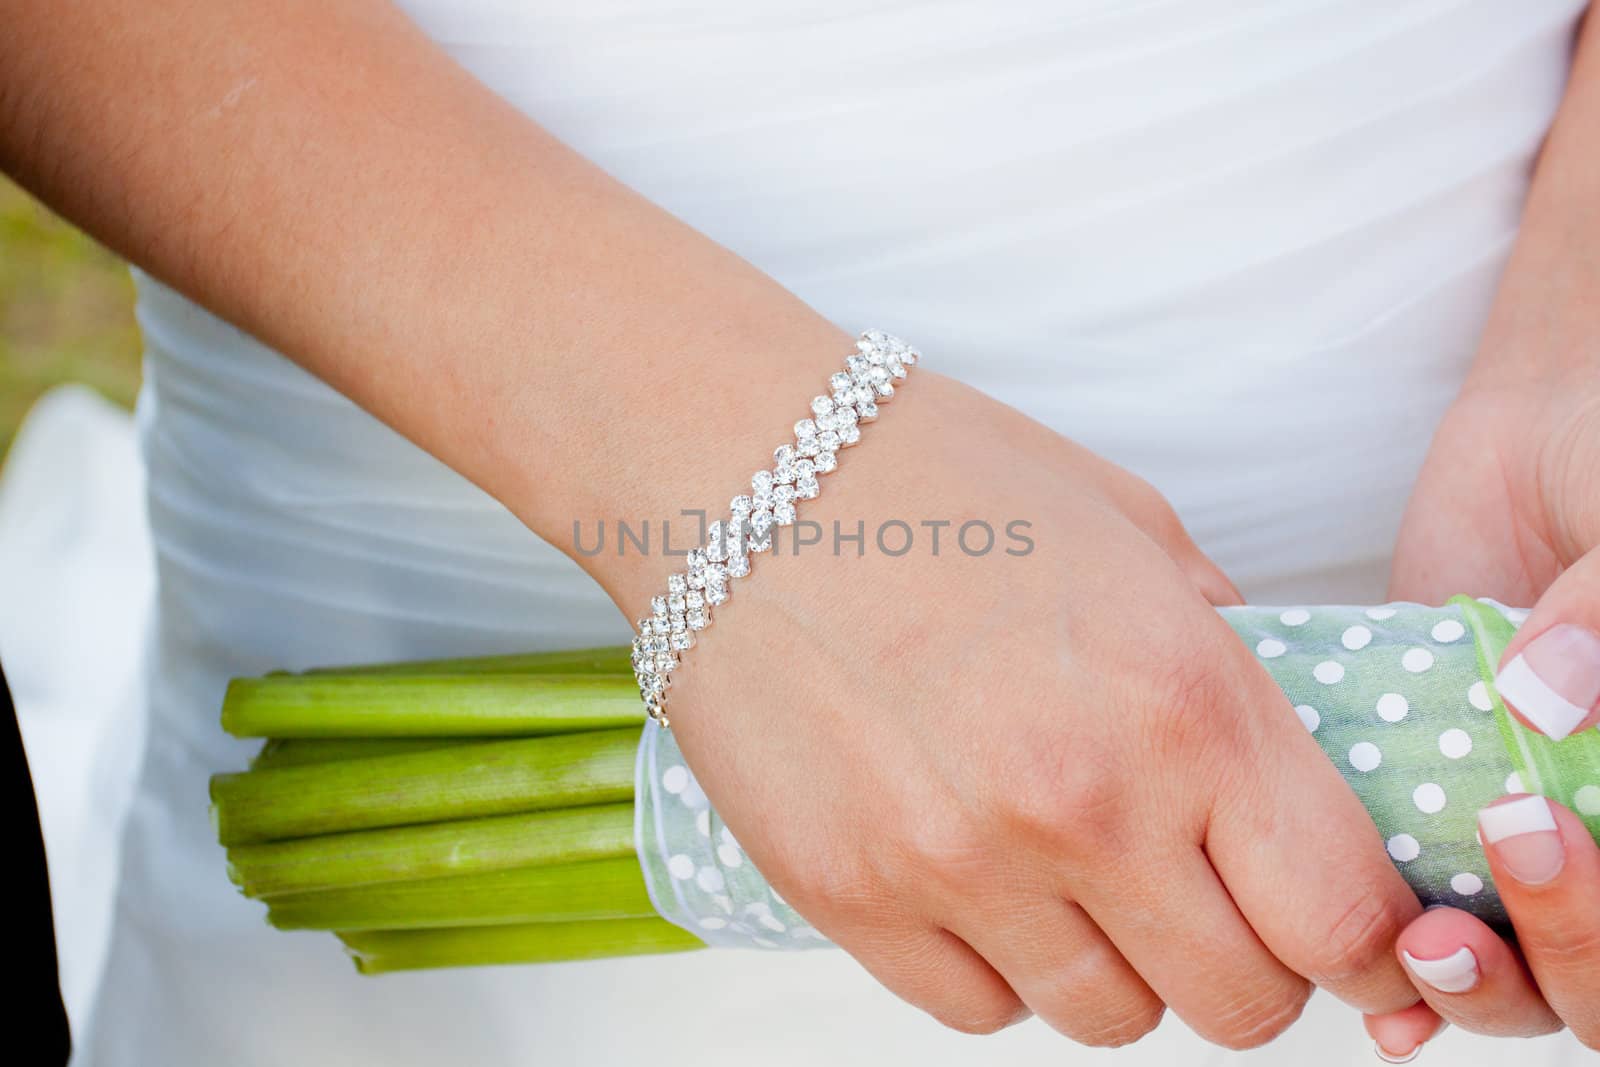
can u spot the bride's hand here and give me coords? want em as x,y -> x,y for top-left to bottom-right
654,371 -> 1420,1046
1372,371 -> 1600,1054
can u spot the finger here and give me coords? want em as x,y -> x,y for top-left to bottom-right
831,921 -> 1029,1035
1202,624 -> 1423,1014
1480,793 -> 1600,1044
1069,839 -> 1312,1050
1491,549 -> 1600,740
954,894 -> 1165,1047
1388,906 -> 1560,1037
1364,1001 -> 1447,1064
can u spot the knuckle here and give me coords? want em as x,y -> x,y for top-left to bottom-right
1306,889 -> 1406,984
931,1000 -> 1024,1036
1137,642 -> 1237,760
1065,998 -> 1165,1048
1519,920 -> 1600,974
775,848 -> 880,928
999,734 -> 1127,858
1035,935 -> 1165,1046
1204,982 -> 1310,1050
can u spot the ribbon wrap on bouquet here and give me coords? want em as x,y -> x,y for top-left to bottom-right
636,597 -> 1600,950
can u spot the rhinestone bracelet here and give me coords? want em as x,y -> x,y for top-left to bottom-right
631,329 -> 920,726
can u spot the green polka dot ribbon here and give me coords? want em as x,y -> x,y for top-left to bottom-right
635,598 -> 1600,949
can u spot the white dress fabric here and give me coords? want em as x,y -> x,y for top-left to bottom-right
83,1 -> 1595,1063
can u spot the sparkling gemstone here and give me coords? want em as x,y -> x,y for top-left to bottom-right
795,475 -> 820,500
774,501 -> 797,525
772,444 -> 796,467
865,347 -> 887,366
818,430 -> 841,451
839,424 -> 861,446
652,615 -> 670,634
687,569 -> 705,589
773,463 -> 796,485
851,384 -> 874,407
812,450 -> 836,475
726,553 -> 750,577
650,596 -> 667,617
705,582 -> 728,606
902,346 -> 920,365
846,354 -> 869,377
797,435 -> 821,457
868,365 -> 890,385
685,589 -> 704,610
793,418 -> 816,438
656,652 -> 677,673
773,483 -> 796,506
829,371 -> 853,393
671,631 -> 694,651
862,329 -> 887,345
856,400 -> 878,422
811,395 -> 834,417
749,508 -> 773,534
752,489 -> 773,511
704,562 -> 726,586
751,470 -> 774,495
747,519 -> 773,553
706,519 -> 727,562
667,573 -> 687,595
730,494 -> 752,516
793,458 -> 815,478
687,608 -> 708,631
670,613 -> 686,632
832,389 -> 854,409
886,357 -> 906,380
667,593 -> 686,613
835,404 -> 857,427
873,380 -> 894,399
687,548 -> 708,571
649,635 -> 669,653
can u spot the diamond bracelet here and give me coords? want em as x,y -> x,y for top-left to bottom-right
631,329 -> 920,726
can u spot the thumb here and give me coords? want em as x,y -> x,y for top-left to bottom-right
1493,548 -> 1600,740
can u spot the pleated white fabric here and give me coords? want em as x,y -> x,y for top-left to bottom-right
84,2 -> 1596,1063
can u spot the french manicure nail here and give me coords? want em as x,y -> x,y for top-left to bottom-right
1402,947 -> 1479,994
1493,624 -> 1600,740
1374,1041 -> 1421,1064
1478,795 -> 1565,885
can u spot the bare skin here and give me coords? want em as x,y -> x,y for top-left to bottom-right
1370,6 -> 1600,1057
2,0 -> 1422,1045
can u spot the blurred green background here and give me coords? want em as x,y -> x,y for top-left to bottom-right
0,177 -> 141,459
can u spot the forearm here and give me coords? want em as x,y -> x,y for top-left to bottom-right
0,0 -> 848,603
1468,9 -> 1600,387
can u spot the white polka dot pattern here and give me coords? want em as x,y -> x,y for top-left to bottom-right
637,599 -> 1537,947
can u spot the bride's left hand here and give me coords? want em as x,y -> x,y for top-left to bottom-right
1367,331 -> 1600,1055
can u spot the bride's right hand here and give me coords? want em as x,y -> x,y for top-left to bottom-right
650,370 -> 1423,1046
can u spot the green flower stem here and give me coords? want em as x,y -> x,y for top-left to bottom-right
221,674 -> 640,739
210,728 -> 638,845
266,856 -> 655,930
302,646 -> 631,677
250,737 -> 491,770
340,917 -> 704,974
226,802 -> 636,897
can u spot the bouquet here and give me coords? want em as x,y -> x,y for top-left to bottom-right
210,596 -> 1600,974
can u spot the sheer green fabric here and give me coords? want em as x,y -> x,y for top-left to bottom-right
638,598 -> 1590,948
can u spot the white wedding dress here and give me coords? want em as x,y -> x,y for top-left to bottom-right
81,1 -> 1595,1063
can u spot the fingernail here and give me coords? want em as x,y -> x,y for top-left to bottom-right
1373,1018 -> 1447,1063
1401,947 -> 1479,994
1494,624 -> 1600,740
1478,795 -> 1565,885
1374,1041 -> 1422,1064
